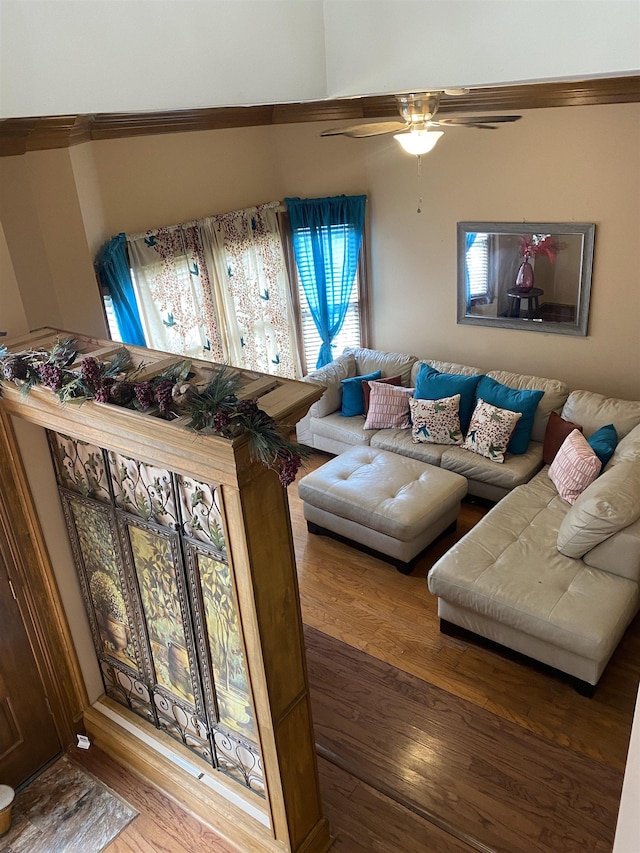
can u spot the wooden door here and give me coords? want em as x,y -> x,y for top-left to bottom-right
0,543 -> 61,788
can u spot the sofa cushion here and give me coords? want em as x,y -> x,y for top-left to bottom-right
486,370 -> 570,443
548,430 -> 601,504
411,359 -> 484,386
561,390 -> 640,440
311,412 -> 376,447
371,428 -> 450,466
477,376 -> 544,454
343,347 -> 417,386
409,395 -> 463,445
557,460 -> 640,559
414,364 -> 482,433
428,475 -> 639,663
463,399 -> 522,463
363,383 -> 414,429
341,370 -> 381,417
440,442 -> 544,491
586,424 -> 618,467
304,352 -> 357,418
362,374 -> 402,413
543,411 -> 583,465
606,423 -> 640,470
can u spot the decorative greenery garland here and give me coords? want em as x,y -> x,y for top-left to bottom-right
0,338 -> 308,487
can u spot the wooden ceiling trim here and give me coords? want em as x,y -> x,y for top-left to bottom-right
1,76 -> 638,155
0,118 -> 39,156
90,105 -> 276,139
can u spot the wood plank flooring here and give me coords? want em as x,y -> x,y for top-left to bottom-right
57,451 -> 638,852
290,453 -> 640,774
305,625 -> 620,853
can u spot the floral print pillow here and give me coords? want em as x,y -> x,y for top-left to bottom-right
463,398 -> 522,463
410,395 -> 463,445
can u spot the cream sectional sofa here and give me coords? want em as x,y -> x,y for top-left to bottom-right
296,347 -> 640,691
296,347 -> 571,501
429,404 -> 640,693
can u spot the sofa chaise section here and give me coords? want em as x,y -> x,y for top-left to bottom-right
428,395 -> 640,691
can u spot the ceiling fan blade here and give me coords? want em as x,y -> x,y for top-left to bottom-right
437,115 -> 521,129
321,120 -> 408,138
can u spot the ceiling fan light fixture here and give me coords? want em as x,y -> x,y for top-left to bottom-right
394,129 -> 443,156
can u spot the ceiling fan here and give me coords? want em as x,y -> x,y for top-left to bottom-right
321,91 -> 521,155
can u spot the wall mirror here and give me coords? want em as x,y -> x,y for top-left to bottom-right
457,222 -> 595,336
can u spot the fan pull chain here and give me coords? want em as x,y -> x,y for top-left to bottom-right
417,154 -> 423,214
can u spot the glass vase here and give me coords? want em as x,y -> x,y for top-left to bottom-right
515,259 -> 534,292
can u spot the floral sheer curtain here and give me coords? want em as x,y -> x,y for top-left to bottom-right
126,203 -> 299,378
127,224 -> 225,362
200,203 -> 300,378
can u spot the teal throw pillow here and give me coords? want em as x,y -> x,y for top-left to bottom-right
341,371 -> 381,417
587,424 -> 618,467
414,363 -> 482,434
476,376 -> 544,454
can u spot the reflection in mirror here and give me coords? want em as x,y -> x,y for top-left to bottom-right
457,222 -> 595,336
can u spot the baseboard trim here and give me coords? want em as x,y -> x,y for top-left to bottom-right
84,700 -> 280,853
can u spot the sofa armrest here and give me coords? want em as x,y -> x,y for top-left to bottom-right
302,352 -> 357,419
582,518 -> 640,584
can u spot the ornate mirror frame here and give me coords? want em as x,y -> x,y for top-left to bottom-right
457,222 -> 596,336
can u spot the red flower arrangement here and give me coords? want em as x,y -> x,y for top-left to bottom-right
519,234 -> 561,263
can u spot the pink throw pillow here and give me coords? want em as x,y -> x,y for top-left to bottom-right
362,374 -> 402,414
548,429 -> 601,504
363,382 -> 415,430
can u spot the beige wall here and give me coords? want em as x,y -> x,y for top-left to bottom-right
90,126 -> 283,236
0,150 -> 106,337
0,219 -> 29,337
0,104 -> 640,399
1,103 -> 639,403
73,101 -> 640,400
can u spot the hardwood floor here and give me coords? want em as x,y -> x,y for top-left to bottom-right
306,626 -> 621,852
291,454 -> 640,775
65,452 -> 638,852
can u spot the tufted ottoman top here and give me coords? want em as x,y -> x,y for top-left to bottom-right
298,446 -> 467,543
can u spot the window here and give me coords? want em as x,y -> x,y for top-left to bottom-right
284,195 -> 369,373
286,227 -> 369,376
297,268 -> 363,372
466,233 -> 490,300
102,289 -> 122,342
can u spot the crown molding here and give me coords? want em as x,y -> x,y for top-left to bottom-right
1,76 -> 639,156
0,114 -> 92,156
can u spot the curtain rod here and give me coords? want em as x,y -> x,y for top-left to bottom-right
127,200 -> 285,242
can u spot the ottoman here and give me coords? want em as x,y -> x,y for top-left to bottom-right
298,446 -> 468,573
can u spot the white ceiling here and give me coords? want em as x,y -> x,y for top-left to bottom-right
1,0 -> 639,118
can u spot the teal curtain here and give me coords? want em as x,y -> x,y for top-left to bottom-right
285,195 -> 366,368
95,234 -> 146,346
465,231 -> 477,307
